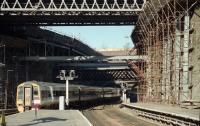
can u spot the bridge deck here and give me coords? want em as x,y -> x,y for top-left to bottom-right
0,0 -> 145,25
6,110 -> 92,126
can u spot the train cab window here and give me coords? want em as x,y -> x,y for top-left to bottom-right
33,86 -> 39,99
18,86 -> 23,100
33,86 -> 38,96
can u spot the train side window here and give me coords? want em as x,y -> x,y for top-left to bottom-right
53,91 -> 56,97
53,91 -> 59,97
47,90 -> 51,97
41,90 -> 47,99
61,91 -> 65,96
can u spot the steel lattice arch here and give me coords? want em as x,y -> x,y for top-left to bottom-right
0,0 -> 146,25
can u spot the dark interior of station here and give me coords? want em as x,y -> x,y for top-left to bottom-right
0,26 -> 138,109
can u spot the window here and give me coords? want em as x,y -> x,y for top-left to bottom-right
41,90 -> 47,98
33,86 -> 39,96
18,86 -> 23,100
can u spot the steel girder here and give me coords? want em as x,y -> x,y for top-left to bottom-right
19,56 -> 147,62
0,0 -> 146,25
0,0 -> 146,13
74,69 -> 138,81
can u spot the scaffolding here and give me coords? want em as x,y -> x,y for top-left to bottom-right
131,0 -> 200,107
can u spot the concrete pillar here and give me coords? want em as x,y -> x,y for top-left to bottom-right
146,34 -> 152,101
124,92 -> 127,103
181,15 -> 190,102
65,79 -> 69,106
175,21 -> 181,104
162,42 -> 167,102
146,66 -> 151,101
59,96 -> 65,110
166,38 -> 172,103
122,90 -> 126,103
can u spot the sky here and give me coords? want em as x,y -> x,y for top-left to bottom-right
43,26 -> 134,49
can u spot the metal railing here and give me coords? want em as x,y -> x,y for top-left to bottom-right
1,0 -> 146,14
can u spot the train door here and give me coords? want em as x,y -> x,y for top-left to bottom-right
16,86 -> 24,112
24,87 -> 32,109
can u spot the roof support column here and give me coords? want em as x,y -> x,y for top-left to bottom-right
181,15 -> 190,102
175,19 -> 181,104
162,38 -> 167,102
166,35 -> 172,104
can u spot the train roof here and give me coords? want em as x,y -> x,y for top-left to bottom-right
19,81 -> 88,88
18,81 -> 119,91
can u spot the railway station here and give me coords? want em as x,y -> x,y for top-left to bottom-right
0,0 -> 200,126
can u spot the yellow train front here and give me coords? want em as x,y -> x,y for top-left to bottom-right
16,81 -> 121,112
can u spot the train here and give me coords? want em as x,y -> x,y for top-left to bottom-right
16,81 -> 121,112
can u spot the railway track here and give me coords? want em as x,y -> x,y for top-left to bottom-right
122,103 -> 200,126
82,105 -> 158,126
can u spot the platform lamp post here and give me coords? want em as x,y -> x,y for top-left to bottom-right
57,70 -> 77,106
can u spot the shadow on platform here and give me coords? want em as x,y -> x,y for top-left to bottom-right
20,117 -> 67,126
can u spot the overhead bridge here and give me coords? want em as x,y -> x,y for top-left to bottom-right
0,0 -> 146,25
19,55 -> 146,62
19,56 -> 146,81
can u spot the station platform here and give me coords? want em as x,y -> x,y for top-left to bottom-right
0,109 -> 17,115
5,110 -> 93,126
122,103 -> 200,125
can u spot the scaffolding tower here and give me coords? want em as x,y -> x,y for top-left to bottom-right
131,0 -> 200,107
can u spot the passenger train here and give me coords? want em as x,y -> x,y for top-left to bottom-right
16,81 -> 120,112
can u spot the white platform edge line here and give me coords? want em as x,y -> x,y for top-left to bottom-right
77,110 -> 93,126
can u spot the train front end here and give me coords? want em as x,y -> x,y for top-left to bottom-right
16,82 -> 41,112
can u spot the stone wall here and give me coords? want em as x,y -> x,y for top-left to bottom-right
190,6 -> 200,102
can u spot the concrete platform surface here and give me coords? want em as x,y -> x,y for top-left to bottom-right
6,110 -> 93,126
123,103 -> 200,121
